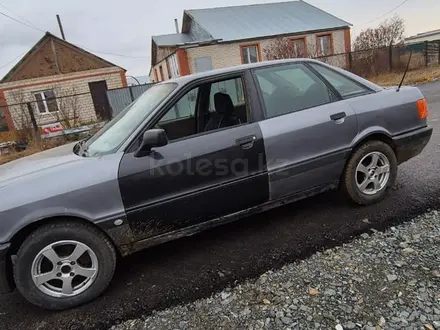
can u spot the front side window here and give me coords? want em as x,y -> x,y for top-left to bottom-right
241,45 -> 259,64
255,63 -> 334,118
316,34 -> 332,56
309,63 -> 370,98
159,88 -> 199,123
83,83 -> 177,156
208,78 -> 245,112
34,90 -> 58,114
155,77 -> 248,141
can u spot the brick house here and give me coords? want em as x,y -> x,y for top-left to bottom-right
0,32 -> 127,135
149,0 -> 352,82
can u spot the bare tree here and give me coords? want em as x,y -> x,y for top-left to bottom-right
263,37 -> 306,60
6,90 -> 42,144
53,86 -> 80,129
263,36 -> 347,68
353,15 -> 405,51
8,90 -> 34,131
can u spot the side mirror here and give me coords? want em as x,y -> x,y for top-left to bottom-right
134,129 -> 168,157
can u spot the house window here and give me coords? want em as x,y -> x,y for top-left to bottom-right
194,56 -> 213,73
316,34 -> 333,56
34,90 -> 58,114
241,44 -> 260,64
291,38 -> 307,57
168,54 -> 180,78
0,108 -> 8,132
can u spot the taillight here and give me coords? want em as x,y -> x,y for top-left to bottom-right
417,98 -> 429,119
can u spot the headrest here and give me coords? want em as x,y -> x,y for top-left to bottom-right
214,92 -> 234,115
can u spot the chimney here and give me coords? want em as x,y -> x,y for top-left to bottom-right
174,19 -> 179,33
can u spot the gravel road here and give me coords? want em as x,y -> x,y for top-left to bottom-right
112,211 -> 440,330
0,82 -> 439,330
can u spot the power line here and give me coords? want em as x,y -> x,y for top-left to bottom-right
0,3 -> 41,30
359,0 -> 412,25
0,10 -> 45,33
79,46 -> 150,59
0,8 -> 149,59
0,52 -> 26,69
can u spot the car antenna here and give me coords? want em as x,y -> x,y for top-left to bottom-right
397,50 -> 412,92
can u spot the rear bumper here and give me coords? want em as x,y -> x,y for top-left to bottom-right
393,126 -> 433,164
0,243 -> 13,294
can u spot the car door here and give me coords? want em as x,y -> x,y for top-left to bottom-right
253,62 -> 359,200
118,74 -> 269,241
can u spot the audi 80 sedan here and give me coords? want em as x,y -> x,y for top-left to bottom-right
0,59 -> 432,310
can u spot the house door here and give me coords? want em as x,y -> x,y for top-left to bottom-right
89,80 -> 111,121
194,56 -> 213,73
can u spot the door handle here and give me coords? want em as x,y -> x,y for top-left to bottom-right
330,112 -> 346,121
236,135 -> 256,149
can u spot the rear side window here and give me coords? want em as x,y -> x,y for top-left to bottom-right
308,63 -> 370,98
254,63 -> 334,118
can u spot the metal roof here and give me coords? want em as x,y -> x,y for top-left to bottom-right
185,0 -> 351,42
405,28 -> 440,41
152,33 -> 194,46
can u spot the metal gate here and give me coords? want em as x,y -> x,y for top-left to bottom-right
106,84 -> 153,118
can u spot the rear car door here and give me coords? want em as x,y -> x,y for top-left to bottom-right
118,74 -> 269,241
253,62 -> 361,200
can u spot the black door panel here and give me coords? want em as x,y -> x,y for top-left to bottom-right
158,117 -> 196,140
118,122 -> 269,240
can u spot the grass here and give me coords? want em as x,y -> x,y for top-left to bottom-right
0,126 -> 100,166
0,138 -> 71,166
368,65 -> 440,87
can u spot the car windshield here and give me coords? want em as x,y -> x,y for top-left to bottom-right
81,83 -> 177,157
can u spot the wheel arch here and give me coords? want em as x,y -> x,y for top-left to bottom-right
340,130 -> 396,187
4,215 -> 121,290
349,129 -> 396,156
8,216 -> 118,257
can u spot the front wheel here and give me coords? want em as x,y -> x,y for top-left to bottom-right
343,140 -> 397,205
13,221 -> 116,310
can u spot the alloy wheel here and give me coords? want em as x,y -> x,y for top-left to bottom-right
355,151 -> 391,195
31,240 -> 98,298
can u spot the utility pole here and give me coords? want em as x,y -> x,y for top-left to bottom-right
56,14 -> 66,40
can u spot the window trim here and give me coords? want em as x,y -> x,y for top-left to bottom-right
315,33 -> 334,56
33,89 -> 59,115
251,61 -> 340,120
240,43 -> 262,64
289,37 -> 308,57
159,65 -> 164,81
126,72 -> 253,152
305,62 -> 375,99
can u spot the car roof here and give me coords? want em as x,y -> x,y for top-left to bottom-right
165,58 -> 306,85
159,58 -> 383,92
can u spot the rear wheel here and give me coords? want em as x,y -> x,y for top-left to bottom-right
343,140 -> 397,205
13,221 -> 116,310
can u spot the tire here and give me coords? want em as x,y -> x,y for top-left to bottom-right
343,140 -> 397,205
13,221 -> 116,310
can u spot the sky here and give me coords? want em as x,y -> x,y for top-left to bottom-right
0,0 -> 439,81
